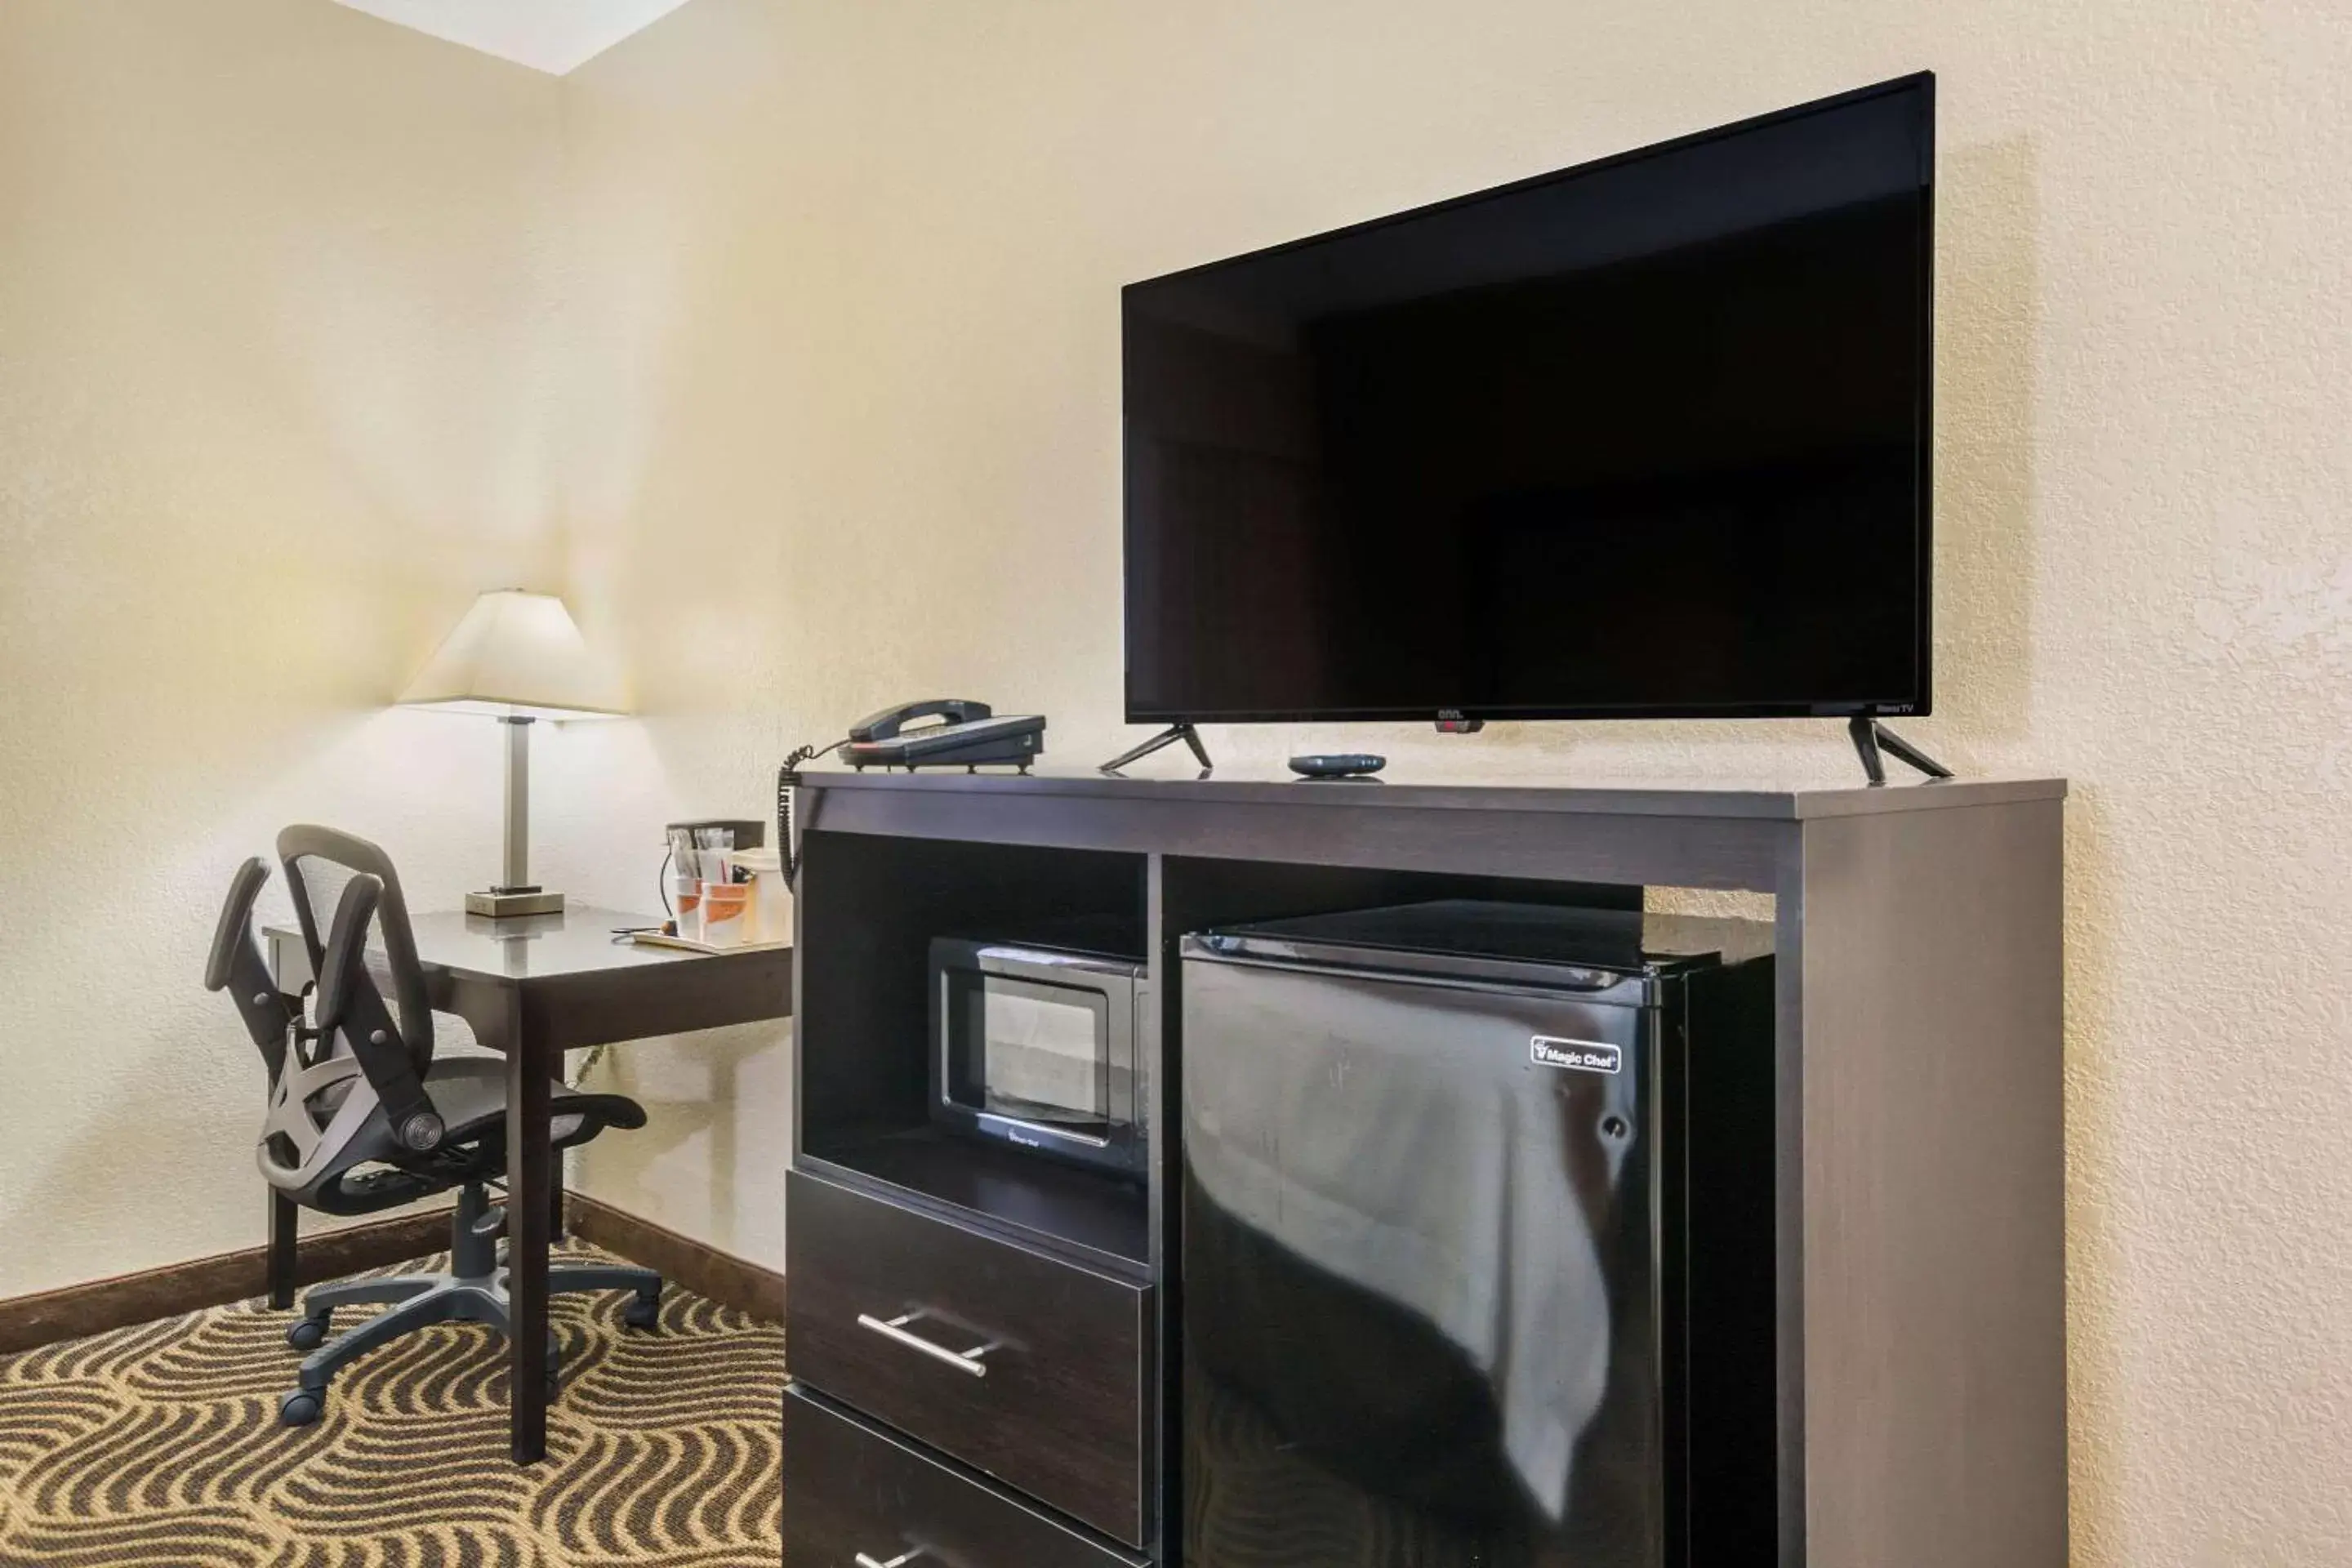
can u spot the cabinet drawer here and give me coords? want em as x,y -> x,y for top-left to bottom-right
786,1169 -> 1153,1547
784,1384 -> 1145,1568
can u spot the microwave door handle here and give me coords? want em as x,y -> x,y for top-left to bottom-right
858,1311 -> 996,1376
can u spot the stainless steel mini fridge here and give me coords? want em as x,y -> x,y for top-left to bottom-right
1179,900 -> 1777,1568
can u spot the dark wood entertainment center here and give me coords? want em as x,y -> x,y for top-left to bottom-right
779,768 -> 2067,1568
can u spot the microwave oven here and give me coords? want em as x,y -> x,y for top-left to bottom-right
928,935 -> 1147,1179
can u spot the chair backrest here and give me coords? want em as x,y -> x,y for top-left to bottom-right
200,829 -> 446,1211
206,854 -> 299,1082
275,824 -> 434,1067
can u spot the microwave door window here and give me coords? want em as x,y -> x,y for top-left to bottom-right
973,980 -> 1111,1136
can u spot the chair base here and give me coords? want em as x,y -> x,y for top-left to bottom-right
278,1182 -> 660,1428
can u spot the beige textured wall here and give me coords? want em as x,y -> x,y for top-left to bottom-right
0,0 -> 573,1295
558,1 -> 2352,1563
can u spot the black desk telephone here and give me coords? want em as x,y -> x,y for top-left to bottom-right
776,699 -> 1046,890
842,699 -> 1045,770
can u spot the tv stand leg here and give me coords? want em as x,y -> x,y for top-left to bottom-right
1100,723 -> 1213,775
1848,715 -> 1953,787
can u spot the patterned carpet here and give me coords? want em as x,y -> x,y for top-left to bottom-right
0,1244 -> 784,1568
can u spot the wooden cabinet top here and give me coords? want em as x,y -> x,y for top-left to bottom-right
800,764 -> 2066,822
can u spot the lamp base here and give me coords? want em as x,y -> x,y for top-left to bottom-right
466,887 -> 565,919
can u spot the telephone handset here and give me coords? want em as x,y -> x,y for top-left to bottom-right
844,700 -> 1043,769
777,698 -> 1047,891
847,698 -> 995,743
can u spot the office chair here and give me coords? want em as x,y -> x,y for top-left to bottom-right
205,825 -> 663,1428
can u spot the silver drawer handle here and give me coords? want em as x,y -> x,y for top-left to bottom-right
855,1550 -> 925,1568
858,1311 -> 994,1377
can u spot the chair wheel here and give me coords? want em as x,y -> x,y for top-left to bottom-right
287,1315 -> 329,1352
279,1390 -> 323,1428
622,1292 -> 660,1331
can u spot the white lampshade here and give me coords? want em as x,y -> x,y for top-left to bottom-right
397,590 -> 627,719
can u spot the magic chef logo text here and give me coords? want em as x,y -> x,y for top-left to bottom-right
1530,1036 -> 1622,1075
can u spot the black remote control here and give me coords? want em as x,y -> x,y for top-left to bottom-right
1289,753 -> 1387,778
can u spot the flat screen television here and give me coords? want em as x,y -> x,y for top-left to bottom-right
1122,74 -> 1934,725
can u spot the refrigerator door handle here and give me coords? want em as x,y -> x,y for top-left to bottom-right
1187,947 -> 1639,1001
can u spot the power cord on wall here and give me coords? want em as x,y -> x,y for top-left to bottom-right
575,736 -> 843,1094
574,735 -> 841,1093
571,739 -> 840,1092
577,844 -> 681,1088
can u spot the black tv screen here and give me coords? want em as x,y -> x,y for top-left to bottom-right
1123,74 -> 1933,724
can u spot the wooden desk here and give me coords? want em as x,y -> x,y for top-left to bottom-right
268,904 -> 792,1462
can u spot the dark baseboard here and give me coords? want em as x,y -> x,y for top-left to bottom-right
567,1193 -> 785,1322
0,1204 -> 457,1358
0,1194 -> 783,1358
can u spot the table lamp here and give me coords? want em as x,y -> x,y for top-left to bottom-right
397,589 -> 626,918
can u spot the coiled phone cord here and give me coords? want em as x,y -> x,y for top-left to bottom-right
776,737 -> 849,893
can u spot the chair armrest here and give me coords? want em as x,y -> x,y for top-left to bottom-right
317,875 -> 446,1155
205,856 -> 299,1079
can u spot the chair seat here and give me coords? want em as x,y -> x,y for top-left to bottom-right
423,1055 -> 648,1150
303,1058 -> 648,1214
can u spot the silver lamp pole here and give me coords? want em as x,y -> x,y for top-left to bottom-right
469,716 -> 564,918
